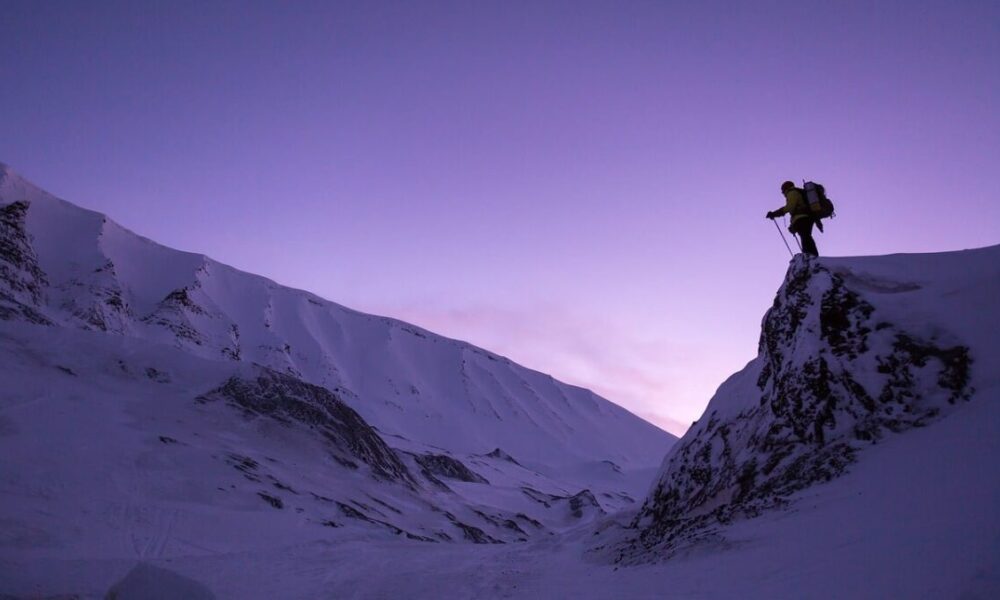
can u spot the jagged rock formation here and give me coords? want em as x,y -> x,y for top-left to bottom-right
623,255 -> 974,559
0,200 -> 50,324
198,369 -> 416,485
484,448 -> 521,465
414,453 -> 489,484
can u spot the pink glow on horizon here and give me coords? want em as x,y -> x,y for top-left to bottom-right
378,302 -> 708,435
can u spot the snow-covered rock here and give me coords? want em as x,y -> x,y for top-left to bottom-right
623,247 -> 997,560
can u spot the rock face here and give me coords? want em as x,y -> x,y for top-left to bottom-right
199,368 -> 416,486
414,453 -> 489,484
626,256 -> 974,558
0,200 -> 50,324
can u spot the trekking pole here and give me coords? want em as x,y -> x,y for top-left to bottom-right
785,215 -> 802,251
773,219 -> 794,257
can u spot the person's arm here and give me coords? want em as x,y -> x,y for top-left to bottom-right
769,191 -> 802,219
766,198 -> 790,219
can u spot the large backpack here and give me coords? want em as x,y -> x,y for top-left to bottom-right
803,181 -> 835,219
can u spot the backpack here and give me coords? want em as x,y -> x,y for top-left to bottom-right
803,181 -> 835,219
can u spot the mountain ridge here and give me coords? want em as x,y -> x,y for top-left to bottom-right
0,163 -> 674,469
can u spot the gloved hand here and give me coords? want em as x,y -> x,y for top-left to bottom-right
765,211 -> 778,220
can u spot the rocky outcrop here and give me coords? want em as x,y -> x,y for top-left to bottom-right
624,256 -> 974,560
142,281 -> 215,348
198,369 -> 416,486
414,453 -> 489,484
58,258 -> 134,334
521,486 -> 606,521
0,201 -> 50,324
484,448 -> 521,465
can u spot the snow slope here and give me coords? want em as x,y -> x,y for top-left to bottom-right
0,162 -> 683,597
0,162 -> 672,472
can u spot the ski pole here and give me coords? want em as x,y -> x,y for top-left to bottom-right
773,219 -> 794,257
785,215 -> 802,251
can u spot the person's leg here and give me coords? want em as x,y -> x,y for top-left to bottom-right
793,219 -> 819,257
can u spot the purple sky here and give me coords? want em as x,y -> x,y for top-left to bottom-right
2,1 -> 998,434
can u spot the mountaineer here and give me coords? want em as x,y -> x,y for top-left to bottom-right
767,180 -> 820,257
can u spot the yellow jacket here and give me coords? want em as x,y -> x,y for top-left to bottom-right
773,189 -> 811,225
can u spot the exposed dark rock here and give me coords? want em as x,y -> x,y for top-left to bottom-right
0,200 -> 51,324
472,509 -> 503,528
257,492 -> 283,509
521,487 -> 559,508
270,478 -> 298,494
602,460 -> 623,473
513,513 -> 545,530
336,501 -> 435,542
367,495 -> 403,515
199,369 -> 415,486
501,518 -> 528,536
141,283 -> 213,346
226,453 -> 261,482
484,448 -> 521,465
414,453 -> 489,484
350,499 -> 386,518
448,516 -> 503,544
417,467 -> 452,492
520,487 -> 605,519
221,324 -> 242,361
58,259 -> 134,333
568,489 -> 604,518
145,367 -> 170,383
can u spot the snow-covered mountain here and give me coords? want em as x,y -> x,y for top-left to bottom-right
0,162 -> 676,593
618,245 -> 999,570
3,161 -> 997,599
0,163 -> 671,471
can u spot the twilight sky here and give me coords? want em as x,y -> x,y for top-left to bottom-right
2,1 -> 998,434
